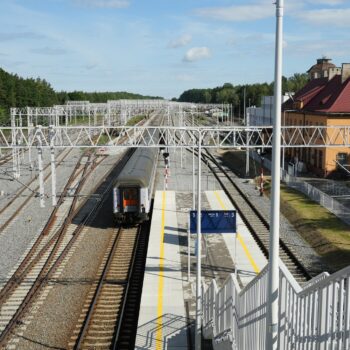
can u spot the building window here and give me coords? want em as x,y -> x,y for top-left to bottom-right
336,153 -> 348,168
318,150 -> 323,169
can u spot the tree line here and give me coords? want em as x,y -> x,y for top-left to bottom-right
176,73 -> 308,116
0,67 -> 162,125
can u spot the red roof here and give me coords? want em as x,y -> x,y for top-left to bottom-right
283,75 -> 350,114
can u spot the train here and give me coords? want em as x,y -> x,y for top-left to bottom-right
113,148 -> 159,224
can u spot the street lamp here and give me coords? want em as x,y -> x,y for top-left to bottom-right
266,0 -> 284,349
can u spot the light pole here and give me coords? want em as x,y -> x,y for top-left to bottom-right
195,130 -> 202,350
266,0 -> 284,349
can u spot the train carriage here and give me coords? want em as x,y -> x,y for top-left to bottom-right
113,148 -> 158,224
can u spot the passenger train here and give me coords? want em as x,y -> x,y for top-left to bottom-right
113,148 -> 158,224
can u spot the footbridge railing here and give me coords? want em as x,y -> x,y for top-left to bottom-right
202,261 -> 350,350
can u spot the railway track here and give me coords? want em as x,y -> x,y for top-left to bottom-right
0,147 -> 74,232
0,152 -> 13,167
202,149 -> 311,283
0,152 -> 94,343
0,111 -> 163,348
181,114 -> 311,283
0,145 -> 137,348
70,225 -> 143,349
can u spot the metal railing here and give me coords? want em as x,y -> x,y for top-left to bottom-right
283,175 -> 350,226
250,151 -> 350,226
202,260 -> 350,350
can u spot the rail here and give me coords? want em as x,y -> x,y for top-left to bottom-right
202,149 -> 312,282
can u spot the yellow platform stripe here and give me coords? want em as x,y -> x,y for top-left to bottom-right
156,191 -> 166,350
214,191 -> 260,274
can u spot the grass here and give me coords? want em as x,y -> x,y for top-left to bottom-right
125,115 -> 145,126
96,134 -> 112,146
279,185 -> 350,271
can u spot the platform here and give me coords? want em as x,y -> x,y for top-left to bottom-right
135,190 -> 190,350
205,190 -> 267,286
135,186 -> 268,349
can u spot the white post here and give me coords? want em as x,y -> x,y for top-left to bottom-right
49,126 -> 57,206
282,111 -> 285,171
188,217 -> 191,282
11,109 -> 19,179
266,0 -> 284,349
192,145 -> 196,209
195,130 -> 202,350
37,127 -> 45,208
246,111 -> 250,177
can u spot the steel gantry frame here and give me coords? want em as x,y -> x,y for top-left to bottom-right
1,125 -> 350,149
2,101 -> 350,350
9,100 -> 231,128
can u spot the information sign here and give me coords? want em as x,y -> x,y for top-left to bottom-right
189,210 -> 236,234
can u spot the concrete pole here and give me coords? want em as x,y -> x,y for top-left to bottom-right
11,110 -> 19,179
50,147 -> 56,206
49,126 -> 57,206
246,111 -> 250,177
195,131 -> 202,350
192,146 -> 195,209
266,0 -> 284,349
243,86 -> 246,125
37,128 -> 45,208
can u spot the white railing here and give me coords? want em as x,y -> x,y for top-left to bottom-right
202,261 -> 350,350
284,176 -> 350,226
250,151 -> 350,226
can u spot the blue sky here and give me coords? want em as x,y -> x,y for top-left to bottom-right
0,0 -> 349,98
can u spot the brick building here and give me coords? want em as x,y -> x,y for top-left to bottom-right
283,59 -> 350,177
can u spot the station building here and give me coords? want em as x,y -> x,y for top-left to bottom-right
283,58 -> 350,177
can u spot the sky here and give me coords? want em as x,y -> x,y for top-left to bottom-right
0,0 -> 349,98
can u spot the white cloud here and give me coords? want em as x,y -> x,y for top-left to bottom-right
183,47 -> 211,62
168,34 -> 192,48
297,8 -> 350,27
74,0 -> 130,8
195,4 -> 273,22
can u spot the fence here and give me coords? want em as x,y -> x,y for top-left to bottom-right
202,260 -> 350,350
249,151 -> 350,226
282,173 -> 350,226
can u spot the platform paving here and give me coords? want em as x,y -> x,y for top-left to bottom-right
205,190 -> 267,286
135,190 -> 189,350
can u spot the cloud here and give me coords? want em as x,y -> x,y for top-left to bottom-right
74,0 -> 130,8
30,47 -> 68,55
195,4 -> 273,22
0,32 -> 45,42
168,34 -> 192,49
297,8 -> 350,27
183,47 -> 211,62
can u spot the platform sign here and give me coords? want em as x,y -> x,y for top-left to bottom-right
190,210 -> 236,234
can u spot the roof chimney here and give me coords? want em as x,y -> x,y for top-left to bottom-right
328,67 -> 341,81
342,63 -> 350,84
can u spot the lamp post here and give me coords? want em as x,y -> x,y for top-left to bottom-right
266,0 -> 284,349
195,130 -> 202,350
